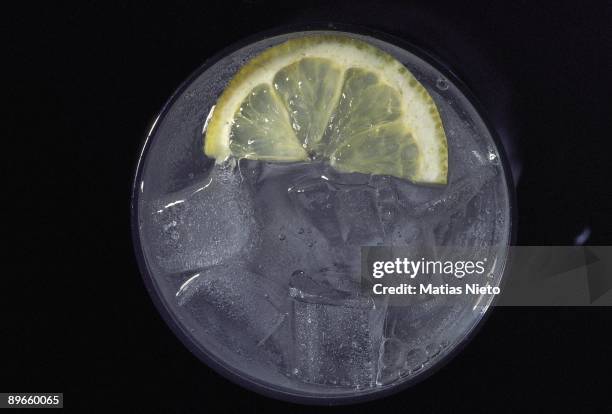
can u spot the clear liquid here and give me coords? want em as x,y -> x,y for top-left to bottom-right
135,31 -> 511,399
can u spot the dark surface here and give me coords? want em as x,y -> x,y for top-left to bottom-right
6,0 -> 612,411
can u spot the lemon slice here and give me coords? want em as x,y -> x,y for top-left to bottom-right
204,35 -> 448,184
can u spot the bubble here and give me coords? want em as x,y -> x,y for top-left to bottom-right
436,77 -> 449,91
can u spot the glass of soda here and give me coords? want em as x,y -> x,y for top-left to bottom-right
131,28 -> 514,404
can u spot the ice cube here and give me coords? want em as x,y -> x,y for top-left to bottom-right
288,176 -> 343,246
413,166 -> 496,219
283,169 -> 384,287
385,297 -> 459,354
335,187 -> 383,245
144,165 -> 258,274
377,337 -> 409,383
247,163 -> 339,285
289,273 -> 387,388
177,261 -> 290,366
369,175 -> 425,246
376,297 -> 459,382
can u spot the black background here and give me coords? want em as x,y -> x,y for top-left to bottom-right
6,0 -> 612,412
